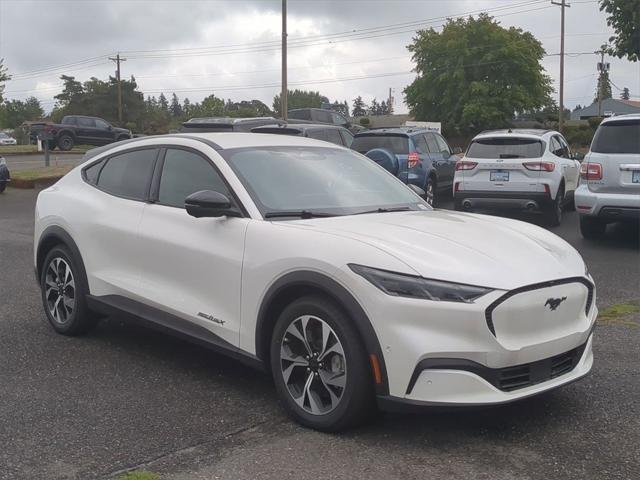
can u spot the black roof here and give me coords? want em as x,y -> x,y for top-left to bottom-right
251,123 -> 348,134
354,127 -> 437,137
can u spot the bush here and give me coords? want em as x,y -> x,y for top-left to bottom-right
359,117 -> 370,126
587,116 -> 603,128
563,124 -> 595,149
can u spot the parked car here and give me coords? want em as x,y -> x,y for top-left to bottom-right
0,155 -> 10,193
351,128 -> 460,205
34,133 -> 596,431
453,129 -> 582,226
30,116 -> 132,151
288,108 -> 363,134
575,114 -> 640,238
182,117 -> 285,133
251,123 -> 354,147
0,132 -> 18,146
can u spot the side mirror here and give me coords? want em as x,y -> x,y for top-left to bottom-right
452,146 -> 463,155
185,190 -> 241,218
408,184 -> 426,196
572,152 -> 585,162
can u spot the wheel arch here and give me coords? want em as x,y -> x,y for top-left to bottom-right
36,226 -> 88,291
255,270 -> 389,395
56,129 -> 76,140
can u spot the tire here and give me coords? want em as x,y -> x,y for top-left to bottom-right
580,216 -> 606,239
57,134 -> 74,151
424,177 -> 436,207
565,191 -> 576,212
365,148 -> 399,175
544,187 -> 564,227
270,295 -> 375,432
47,140 -> 57,151
40,246 -> 97,335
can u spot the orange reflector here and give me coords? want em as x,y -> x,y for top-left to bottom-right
369,354 -> 383,385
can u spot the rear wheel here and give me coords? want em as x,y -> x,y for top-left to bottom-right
580,216 -> 606,239
424,177 -> 436,207
270,295 -> 375,431
57,134 -> 74,151
0,181 -> 6,193
544,187 -> 564,226
40,246 -> 97,335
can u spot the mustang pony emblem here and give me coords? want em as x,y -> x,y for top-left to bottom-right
545,297 -> 567,311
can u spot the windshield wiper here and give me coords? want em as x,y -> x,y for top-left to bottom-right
264,210 -> 339,219
353,206 -> 412,215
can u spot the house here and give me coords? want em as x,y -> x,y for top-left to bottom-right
570,99 -> 640,120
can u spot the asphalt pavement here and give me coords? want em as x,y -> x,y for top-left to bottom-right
0,188 -> 638,480
2,153 -> 84,172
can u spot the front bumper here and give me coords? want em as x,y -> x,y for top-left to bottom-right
575,184 -> 640,221
454,190 -> 553,212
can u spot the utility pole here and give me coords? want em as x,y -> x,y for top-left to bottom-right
109,53 -> 126,124
551,0 -> 569,132
388,88 -> 394,114
281,0 -> 288,121
596,44 -> 609,117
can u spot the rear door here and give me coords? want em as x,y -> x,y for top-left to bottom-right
587,118 -> 640,194
462,137 -> 543,192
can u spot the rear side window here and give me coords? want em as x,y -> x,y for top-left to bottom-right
340,129 -> 354,147
467,138 -> 544,159
434,134 -> 451,154
351,135 -> 409,155
97,148 -> 157,200
288,110 -> 311,121
591,120 -> 640,154
306,129 -> 328,142
83,159 -> 105,185
325,129 -> 343,146
62,117 -> 77,125
424,134 -> 439,153
413,135 -> 429,154
158,149 -> 229,208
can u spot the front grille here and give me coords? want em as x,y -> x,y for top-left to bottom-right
497,345 -> 585,392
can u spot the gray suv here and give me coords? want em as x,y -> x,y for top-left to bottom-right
575,114 -> 640,238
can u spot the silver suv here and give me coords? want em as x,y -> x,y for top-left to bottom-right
575,114 -> 640,238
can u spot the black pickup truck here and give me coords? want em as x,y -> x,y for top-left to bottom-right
31,115 -> 132,151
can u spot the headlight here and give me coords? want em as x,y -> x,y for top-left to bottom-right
349,264 -> 493,303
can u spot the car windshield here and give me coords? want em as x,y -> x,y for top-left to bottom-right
591,120 -> 640,154
222,146 -> 426,217
351,135 -> 409,155
467,137 -> 544,158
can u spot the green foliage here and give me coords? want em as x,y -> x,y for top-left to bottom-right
352,96 -> 367,117
0,58 -> 11,103
562,124 -> 595,148
272,89 -> 327,116
599,0 -> 640,61
0,96 -> 44,128
404,14 -> 553,135
359,117 -> 371,126
594,70 -> 612,103
117,471 -> 161,480
588,116 -> 604,128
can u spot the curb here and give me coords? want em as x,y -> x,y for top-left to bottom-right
9,176 -> 63,189
0,150 -> 86,157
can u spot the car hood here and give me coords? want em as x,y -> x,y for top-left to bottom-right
286,210 -> 585,290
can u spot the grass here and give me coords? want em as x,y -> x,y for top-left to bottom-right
598,301 -> 640,328
0,144 -> 92,155
117,471 -> 161,480
11,165 -> 74,181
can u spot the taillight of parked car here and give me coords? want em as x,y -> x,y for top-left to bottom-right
455,160 -> 478,171
407,152 -> 420,168
580,162 -> 602,180
523,161 -> 555,172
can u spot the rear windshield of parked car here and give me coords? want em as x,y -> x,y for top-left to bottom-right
351,135 -> 409,155
591,120 -> 640,154
467,137 -> 544,159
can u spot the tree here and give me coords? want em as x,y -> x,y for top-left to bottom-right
183,98 -> 192,118
369,98 -> 380,115
0,58 -> 10,103
573,104 -> 583,111
0,97 -> 44,128
599,0 -> 640,61
594,71 -> 612,103
352,96 -> 367,117
189,94 -> 225,118
170,93 -> 183,118
620,87 -> 630,100
272,89 -> 325,116
404,14 -> 552,135
158,93 -> 169,112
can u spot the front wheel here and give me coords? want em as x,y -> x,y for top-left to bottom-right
270,295 -> 375,431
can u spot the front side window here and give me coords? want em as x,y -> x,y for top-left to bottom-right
158,149 -> 229,208
591,120 -> 640,154
306,129 -> 329,142
77,117 -> 96,128
223,146 -> 425,216
467,137 -> 544,159
96,148 -> 157,200
331,113 -> 347,126
95,119 -> 110,130
315,110 -> 333,124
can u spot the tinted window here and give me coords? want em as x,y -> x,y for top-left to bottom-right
413,135 -> 429,154
424,134 -> 439,153
288,110 -> 311,121
591,120 -> 640,154
340,129 -> 354,147
97,149 -> 157,200
467,138 -> 544,159
351,135 -> 409,154
62,117 -> 77,125
325,129 -> 343,146
550,135 -> 568,158
95,119 -> 110,130
434,134 -> 451,154
331,113 -> 347,126
158,149 -> 229,208
556,135 -> 570,158
306,129 -> 328,142
84,159 -> 105,185
77,117 -> 96,128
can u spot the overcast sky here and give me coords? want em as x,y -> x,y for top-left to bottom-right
0,0 -> 638,115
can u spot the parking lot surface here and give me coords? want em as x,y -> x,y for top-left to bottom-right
0,187 -> 638,480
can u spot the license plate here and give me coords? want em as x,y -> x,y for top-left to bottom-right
633,170 -> 640,184
490,170 -> 509,182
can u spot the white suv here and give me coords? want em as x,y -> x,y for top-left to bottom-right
34,133 -> 596,431
575,114 -> 640,238
454,129 -> 581,225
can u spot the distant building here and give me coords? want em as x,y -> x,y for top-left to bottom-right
570,99 -> 640,120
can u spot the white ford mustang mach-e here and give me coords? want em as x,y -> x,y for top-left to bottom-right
34,133 -> 596,431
